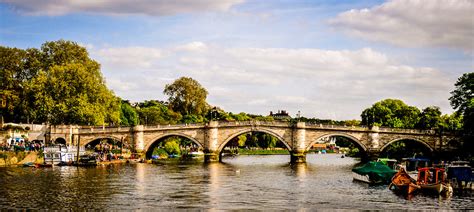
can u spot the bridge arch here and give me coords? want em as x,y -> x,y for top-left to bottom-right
379,137 -> 434,153
83,136 -> 124,148
54,137 -> 67,145
307,133 -> 368,152
144,133 -> 204,158
217,128 -> 291,153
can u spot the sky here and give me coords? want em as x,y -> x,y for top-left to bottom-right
0,0 -> 472,120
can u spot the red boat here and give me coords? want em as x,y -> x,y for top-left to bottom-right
409,167 -> 452,195
389,167 -> 418,194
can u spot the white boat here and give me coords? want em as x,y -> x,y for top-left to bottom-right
43,145 -> 86,165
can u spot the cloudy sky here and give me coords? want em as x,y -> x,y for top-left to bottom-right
1,0 -> 472,120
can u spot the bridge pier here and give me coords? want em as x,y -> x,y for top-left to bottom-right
366,149 -> 380,161
204,151 -> 220,162
204,121 -> 220,163
291,122 -> 307,163
290,150 -> 306,163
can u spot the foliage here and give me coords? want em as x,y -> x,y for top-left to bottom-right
450,72 -> 473,135
380,139 -> 432,160
416,106 -> 442,130
181,114 -> 205,124
26,62 -> 119,125
439,113 -> 463,131
164,77 -> 209,116
152,148 -> 168,158
361,99 -> 420,128
163,139 -> 181,155
137,100 -> 181,125
1,40 -> 120,125
119,100 -> 139,126
237,134 -> 247,147
0,46 -> 41,123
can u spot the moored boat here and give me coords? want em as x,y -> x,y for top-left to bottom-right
352,161 -> 396,184
389,167 -> 417,194
43,145 -> 86,166
447,161 -> 472,191
400,158 -> 431,179
413,167 -> 452,196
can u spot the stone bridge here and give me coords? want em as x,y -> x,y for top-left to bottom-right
47,121 -> 458,162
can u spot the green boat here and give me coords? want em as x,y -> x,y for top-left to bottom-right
352,161 -> 397,184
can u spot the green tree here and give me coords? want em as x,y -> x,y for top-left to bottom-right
237,134 -> 247,147
25,40 -> 119,125
416,106 -> 442,130
164,139 -> 181,155
137,100 -> 182,125
440,112 -> 463,131
164,77 -> 209,117
450,72 -> 473,135
0,46 -> 41,123
361,99 -> 420,128
120,100 -> 139,126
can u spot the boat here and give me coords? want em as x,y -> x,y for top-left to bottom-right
410,167 -> 452,195
377,158 -> 398,170
446,161 -> 472,190
352,161 -> 397,184
43,145 -> 86,166
75,154 -> 98,166
388,167 -> 418,194
400,158 -> 431,179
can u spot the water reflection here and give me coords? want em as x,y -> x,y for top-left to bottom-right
0,155 -> 472,210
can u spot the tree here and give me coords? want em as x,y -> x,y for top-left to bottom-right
440,112 -> 463,131
164,139 -> 181,155
416,106 -> 442,130
0,46 -> 41,123
25,40 -> 120,125
164,77 -> 209,117
450,72 -> 473,135
237,134 -> 247,147
137,100 -> 181,125
361,99 -> 420,128
120,100 -> 139,126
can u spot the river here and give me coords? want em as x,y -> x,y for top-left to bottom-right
0,154 -> 472,210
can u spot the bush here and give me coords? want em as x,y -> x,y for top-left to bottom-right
164,140 -> 181,155
152,148 -> 168,158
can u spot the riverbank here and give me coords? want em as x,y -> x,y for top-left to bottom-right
0,151 -> 43,166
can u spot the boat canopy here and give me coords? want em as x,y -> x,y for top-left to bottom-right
352,161 -> 397,183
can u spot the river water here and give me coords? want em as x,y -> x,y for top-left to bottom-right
0,154 -> 472,210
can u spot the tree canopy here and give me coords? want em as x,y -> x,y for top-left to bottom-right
1,40 -> 120,125
361,99 -> 421,128
450,72 -> 473,135
164,77 -> 209,117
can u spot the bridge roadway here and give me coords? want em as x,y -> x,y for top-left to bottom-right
47,121 -> 457,163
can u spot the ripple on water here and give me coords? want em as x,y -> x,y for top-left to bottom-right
1,155 -> 473,210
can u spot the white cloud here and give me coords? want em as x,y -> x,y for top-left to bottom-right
329,0 -> 474,52
0,0 -> 244,16
95,47 -> 162,69
91,42 -> 454,120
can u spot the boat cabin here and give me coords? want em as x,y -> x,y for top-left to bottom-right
417,167 -> 446,185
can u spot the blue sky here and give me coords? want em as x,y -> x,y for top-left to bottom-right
1,0 -> 472,120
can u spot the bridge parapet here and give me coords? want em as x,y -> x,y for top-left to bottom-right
377,126 -> 436,135
77,126 -> 132,134
305,123 -> 367,131
143,123 -> 205,130
215,120 -> 291,127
